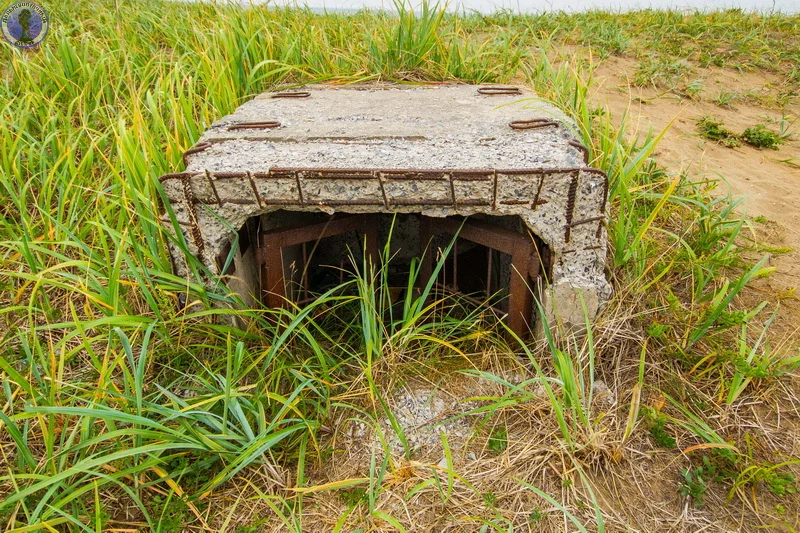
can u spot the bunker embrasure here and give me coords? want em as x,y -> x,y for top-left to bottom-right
159,84 -> 611,335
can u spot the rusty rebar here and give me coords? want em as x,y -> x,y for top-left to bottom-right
228,121 -> 281,130
159,166 -> 607,182
564,172 -> 580,243
509,118 -> 559,131
477,86 -> 522,95
271,91 -> 310,98
568,140 -> 590,164
182,142 -> 212,165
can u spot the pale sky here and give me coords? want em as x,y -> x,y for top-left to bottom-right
236,0 -> 799,12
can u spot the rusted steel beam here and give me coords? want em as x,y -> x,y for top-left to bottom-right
417,216 -> 541,337
259,214 -> 379,307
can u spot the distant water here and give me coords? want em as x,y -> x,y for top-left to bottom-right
224,0 -> 800,13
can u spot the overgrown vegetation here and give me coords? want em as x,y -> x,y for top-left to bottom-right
0,0 -> 798,531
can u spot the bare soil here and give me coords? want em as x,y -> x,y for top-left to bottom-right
588,56 -> 800,314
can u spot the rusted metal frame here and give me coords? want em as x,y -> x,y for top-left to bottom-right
298,169 -> 375,179
228,121 -> 281,130
259,214 -> 369,251
382,171 -> 448,181
450,170 -> 493,181
497,167 -> 606,177
159,166 -> 607,182
477,86 -> 522,95
157,168 -> 607,228
321,199 -> 383,206
433,217 -> 525,252
259,214 -> 377,308
508,237 -> 533,336
206,171 -> 247,178
564,172 -> 580,243
499,200 -> 528,205
419,216 -> 538,337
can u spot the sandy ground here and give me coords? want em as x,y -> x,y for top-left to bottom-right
587,57 -> 800,312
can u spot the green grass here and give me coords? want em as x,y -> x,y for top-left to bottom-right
1,0 -> 799,531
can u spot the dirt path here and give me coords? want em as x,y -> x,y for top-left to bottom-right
587,56 -> 800,308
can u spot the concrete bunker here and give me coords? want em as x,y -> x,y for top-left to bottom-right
158,84 -> 611,335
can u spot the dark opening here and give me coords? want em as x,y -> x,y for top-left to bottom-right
229,210 -> 550,335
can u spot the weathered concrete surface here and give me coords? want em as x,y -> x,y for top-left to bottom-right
159,83 -> 611,332
190,85 -> 585,171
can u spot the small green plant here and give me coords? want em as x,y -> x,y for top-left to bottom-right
741,124 -> 783,150
528,508 -> 545,523
727,306 -> 800,405
713,89 -> 740,108
339,487 -> 368,507
696,116 -> 740,147
732,461 -> 799,499
644,407 -> 677,448
482,491 -> 499,507
487,425 -> 508,453
679,466 -> 709,506
679,458 -> 719,507
152,494 -> 192,533
683,79 -> 704,99
647,322 -> 670,340
765,471 -> 797,497
754,215 -> 768,224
